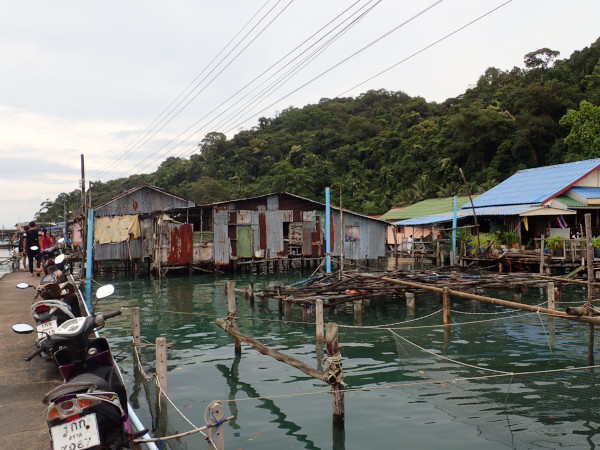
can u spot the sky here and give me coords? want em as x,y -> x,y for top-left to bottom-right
1,0 -> 599,229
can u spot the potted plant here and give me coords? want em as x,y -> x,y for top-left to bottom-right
593,236 -> 600,258
546,234 -> 564,256
501,231 -> 520,250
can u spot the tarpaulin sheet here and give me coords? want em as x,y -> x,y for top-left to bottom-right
94,215 -> 141,244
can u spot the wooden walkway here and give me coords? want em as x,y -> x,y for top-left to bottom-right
0,271 -> 62,449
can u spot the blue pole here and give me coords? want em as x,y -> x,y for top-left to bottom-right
85,208 -> 94,311
452,196 -> 457,266
325,187 -> 331,273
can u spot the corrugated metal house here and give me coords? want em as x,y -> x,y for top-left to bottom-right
394,158 -> 600,247
92,185 -> 196,266
381,196 -> 474,250
194,192 -> 388,267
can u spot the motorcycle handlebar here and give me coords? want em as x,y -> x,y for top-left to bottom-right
25,347 -> 43,361
102,310 -> 123,320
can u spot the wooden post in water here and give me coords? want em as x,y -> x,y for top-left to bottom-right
227,280 -> 242,355
206,401 -> 225,450
302,305 -> 311,322
547,282 -> 555,310
249,282 -> 255,305
316,299 -> 324,343
326,323 -> 344,424
406,292 -> 415,309
443,288 -> 451,325
353,299 -> 362,323
156,337 -> 168,394
585,214 -> 595,365
132,307 -> 141,348
540,235 -> 545,275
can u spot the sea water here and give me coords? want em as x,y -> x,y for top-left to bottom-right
93,270 -> 600,449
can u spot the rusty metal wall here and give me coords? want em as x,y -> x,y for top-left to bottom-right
164,223 -> 193,265
214,208 -> 229,265
94,240 -> 143,261
208,193 -> 387,263
95,186 -> 195,217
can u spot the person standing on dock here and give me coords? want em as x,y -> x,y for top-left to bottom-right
18,224 -> 28,271
23,221 -> 42,277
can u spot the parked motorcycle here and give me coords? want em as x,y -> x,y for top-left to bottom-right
13,285 -> 146,449
40,238 -> 70,275
17,271 -> 82,360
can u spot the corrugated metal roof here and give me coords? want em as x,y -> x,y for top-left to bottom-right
394,204 -> 575,226
553,194 -> 586,207
569,186 -> 600,199
467,158 -> 600,208
381,196 -> 475,221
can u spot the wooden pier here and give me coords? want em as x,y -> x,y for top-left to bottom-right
0,271 -> 62,450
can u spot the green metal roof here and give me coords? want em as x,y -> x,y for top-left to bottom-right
380,196 -> 476,221
553,194 -> 586,207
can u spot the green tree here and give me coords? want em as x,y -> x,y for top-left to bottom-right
524,48 -> 560,82
560,100 -> 600,160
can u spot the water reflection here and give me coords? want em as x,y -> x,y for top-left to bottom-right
97,272 -> 600,449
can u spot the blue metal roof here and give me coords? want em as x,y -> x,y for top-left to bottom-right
394,204 -> 574,226
569,186 -> 600,199
465,158 -> 600,209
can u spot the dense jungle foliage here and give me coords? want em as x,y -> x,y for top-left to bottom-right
38,38 -> 600,222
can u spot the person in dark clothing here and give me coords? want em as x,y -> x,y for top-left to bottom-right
23,221 -> 42,277
18,225 -> 29,271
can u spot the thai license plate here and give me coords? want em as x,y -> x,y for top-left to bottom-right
50,413 -> 100,449
37,320 -> 58,338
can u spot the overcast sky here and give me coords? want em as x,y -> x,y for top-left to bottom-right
1,0 -> 599,229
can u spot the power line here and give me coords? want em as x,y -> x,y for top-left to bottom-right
122,0 -> 379,177
221,0 -> 447,135
336,0 -> 514,98
114,0 -> 296,179
90,0 -> 287,180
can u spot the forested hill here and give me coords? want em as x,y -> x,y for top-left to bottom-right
42,37 -> 600,221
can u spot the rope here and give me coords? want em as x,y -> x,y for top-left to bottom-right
133,343 -> 219,448
389,330 -> 512,374
211,363 -> 600,404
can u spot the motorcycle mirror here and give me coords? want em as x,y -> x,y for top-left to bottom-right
96,284 -> 115,299
16,282 -> 31,289
12,323 -> 34,334
55,254 -> 65,264
30,246 -> 39,251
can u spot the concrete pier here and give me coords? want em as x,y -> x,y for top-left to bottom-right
0,271 -> 62,449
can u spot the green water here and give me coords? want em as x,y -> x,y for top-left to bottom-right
94,270 -> 600,449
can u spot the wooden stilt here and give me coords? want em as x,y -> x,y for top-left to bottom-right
326,323 -> 344,423
206,401 -> 225,450
443,288 -> 451,326
227,280 -> 242,355
316,299 -> 324,343
547,282 -> 555,310
156,337 -> 168,394
132,307 -> 141,348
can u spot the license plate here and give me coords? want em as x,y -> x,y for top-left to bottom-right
37,320 -> 58,339
51,413 -> 100,450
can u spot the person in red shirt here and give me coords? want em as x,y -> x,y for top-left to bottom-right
37,227 -> 54,274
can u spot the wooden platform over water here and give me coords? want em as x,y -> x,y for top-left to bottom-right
0,271 -> 62,449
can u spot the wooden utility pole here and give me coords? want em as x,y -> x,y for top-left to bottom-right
459,168 -> 481,252
339,186 -> 344,275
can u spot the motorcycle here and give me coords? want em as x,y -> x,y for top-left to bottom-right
13,285 -> 146,449
39,238 -> 70,275
17,270 -> 82,360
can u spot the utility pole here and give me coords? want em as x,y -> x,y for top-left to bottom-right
459,168 -> 481,252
